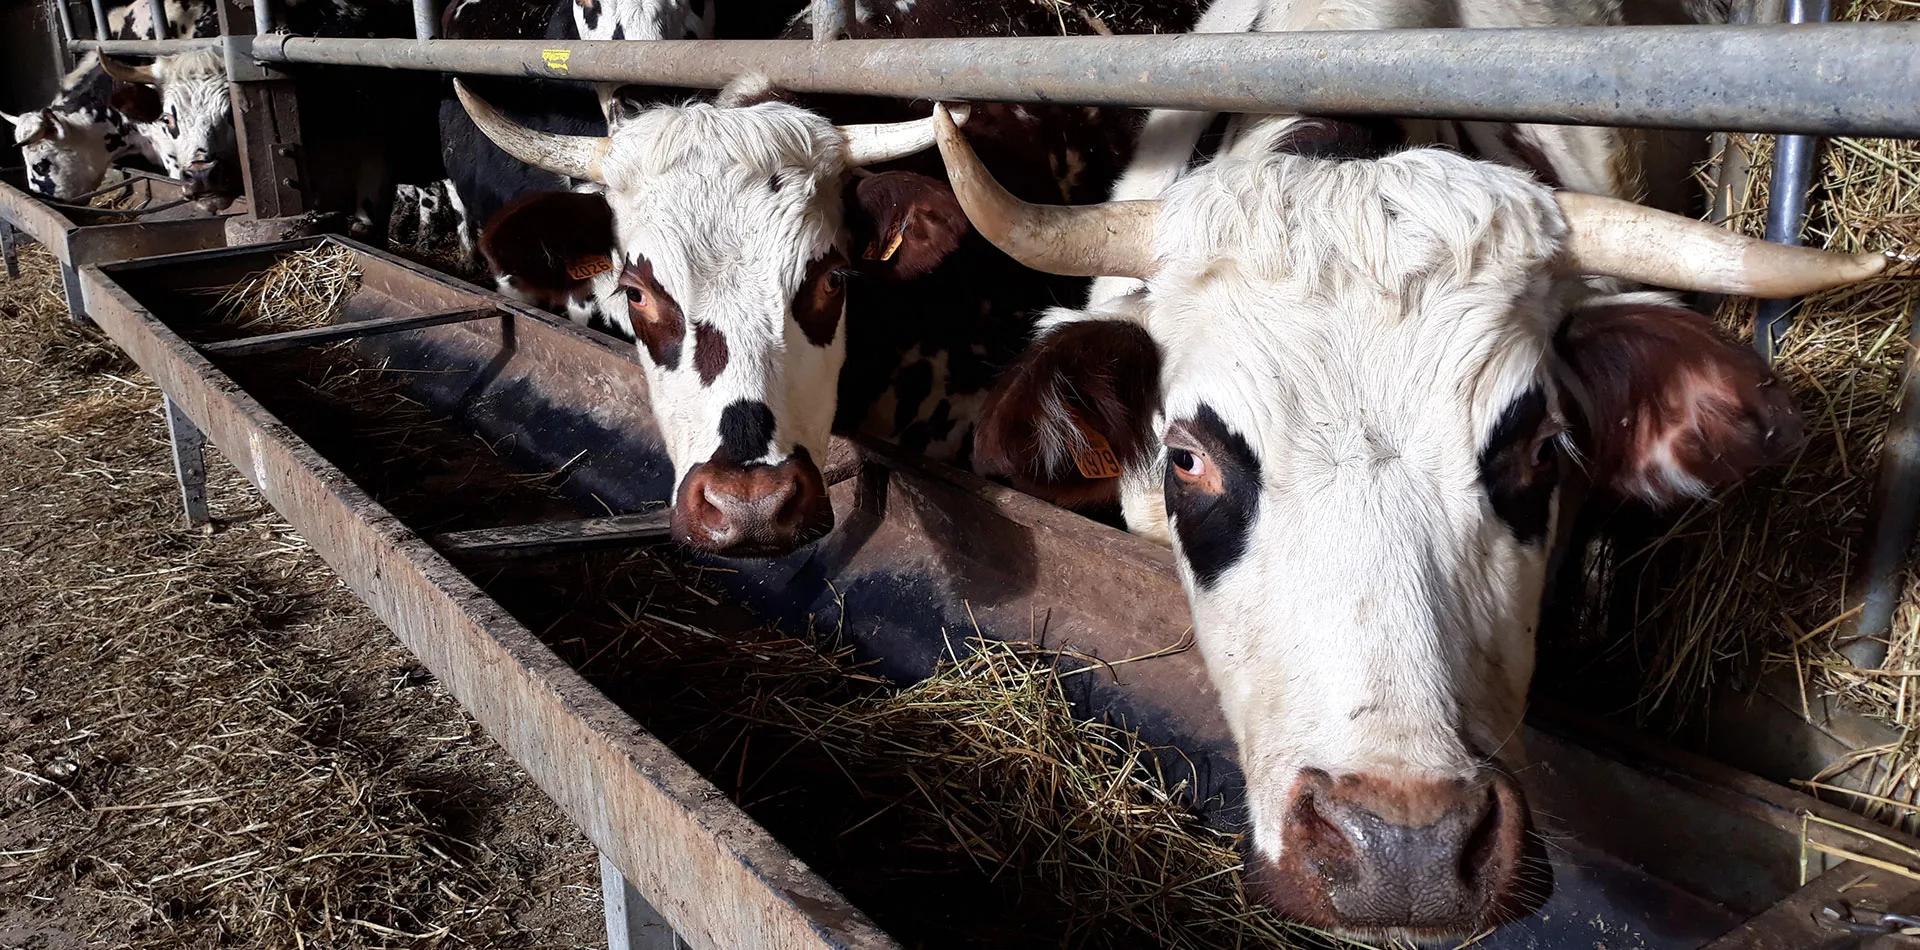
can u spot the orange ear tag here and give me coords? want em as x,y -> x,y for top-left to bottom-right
1069,415 -> 1124,480
565,255 -> 614,281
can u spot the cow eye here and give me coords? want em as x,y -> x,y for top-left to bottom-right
164,110 -> 178,136
824,269 -> 847,293
624,286 -> 645,307
1531,434 -> 1560,473
1168,447 -> 1206,480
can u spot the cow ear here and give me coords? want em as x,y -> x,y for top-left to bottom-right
1556,298 -> 1803,507
849,171 -> 969,282
111,84 -> 163,124
480,190 -> 616,306
974,314 -> 1161,508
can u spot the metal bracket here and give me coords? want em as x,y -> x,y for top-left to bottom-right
223,34 -> 285,82
59,263 -> 90,326
0,220 -> 19,280
600,854 -> 689,950
164,396 -> 211,528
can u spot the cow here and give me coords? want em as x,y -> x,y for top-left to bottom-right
93,51 -> 238,212
450,0 -> 1192,556
101,0 -> 219,38
5,54 -> 157,200
929,95 -> 1885,944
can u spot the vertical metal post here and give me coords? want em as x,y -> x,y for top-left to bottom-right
1753,0 -> 1832,364
1,221 -> 19,280
89,0 -> 108,39
253,0 -> 273,35
149,0 -> 169,39
163,395 -> 211,527
59,262 -> 89,326
811,0 -> 847,40
219,0 -> 307,220
600,854 -> 688,950
1837,299 -> 1920,670
412,0 -> 436,38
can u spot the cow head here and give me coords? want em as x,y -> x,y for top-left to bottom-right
6,107 -> 118,200
458,81 -> 968,557
101,51 -> 237,211
936,108 -> 1881,940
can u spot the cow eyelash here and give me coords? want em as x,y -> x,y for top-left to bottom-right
826,267 -> 856,288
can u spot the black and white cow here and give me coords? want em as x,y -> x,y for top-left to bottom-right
94,50 -> 238,211
5,54 -> 157,200
451,0 -> 1192,556
928,0 -> 1887,941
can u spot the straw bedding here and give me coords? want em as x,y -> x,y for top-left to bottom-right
1596,0 -> 1920,827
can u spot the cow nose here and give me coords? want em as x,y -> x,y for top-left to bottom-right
1248,769 -> 1539,937
181,160 -> 218,197
672,455 -> 833,557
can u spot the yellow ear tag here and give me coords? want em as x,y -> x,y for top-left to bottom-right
1069,415 -> 1123,480
565,255 -> 614,281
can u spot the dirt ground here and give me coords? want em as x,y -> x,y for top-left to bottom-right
0,243 -> 602,947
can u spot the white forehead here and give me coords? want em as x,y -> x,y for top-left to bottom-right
154,51 -> 229,121
1143,149 -> 1567,456
599,101 -> 846,298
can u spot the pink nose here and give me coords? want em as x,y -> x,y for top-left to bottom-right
672,456 -> 833,557
1245,769 -> 1542,938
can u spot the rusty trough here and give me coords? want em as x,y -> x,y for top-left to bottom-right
72,236 -> 1920,949
0,169 -> 240,323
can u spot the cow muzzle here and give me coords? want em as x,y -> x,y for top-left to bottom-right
1246,768 -> 1543,940
672,451 -> 834,557
181,159 -> 236,211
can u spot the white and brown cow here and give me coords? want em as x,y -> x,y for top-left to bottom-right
930,87 -> 1883,950
95,50 -> 238,211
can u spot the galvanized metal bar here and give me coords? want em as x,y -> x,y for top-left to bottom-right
412,0 -> 435,39
70,37 -> 224,53
253,0 -> 272,36
1754,0 -> 1834,363
432,510 -> 673,559
810,0 -> 846,41
88,0 -> 108,40
248,27 -> 1920,137
1,220 -> 19,280
163,394 -> 210,527
198,306 -> 496,356
52,0 -> 76,46
601,854 -> 691,950
150,0 -> 170,39
60,262 -> 88,325
1836,298 -> 1920,670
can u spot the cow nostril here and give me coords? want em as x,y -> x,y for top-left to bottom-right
1459,785 -> 1504,887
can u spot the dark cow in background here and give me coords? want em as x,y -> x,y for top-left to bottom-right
452,0 -> 1197,556
932,0 -> 1886,941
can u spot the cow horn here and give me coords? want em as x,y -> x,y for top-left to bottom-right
455,79 -> 609,184
99,56 -> 158,85
838,105 -> 966,167
932,104 -> 1159,279
1555,191 -> 1886,297
0,110 -> 17,125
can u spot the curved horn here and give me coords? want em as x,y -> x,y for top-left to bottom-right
0,110 -> 18,125
454,79 -> 609,184
838,105 -> 966,167
932,104 -> 1159,279
1555,191 -> 1886,297
99,56 -> 158,85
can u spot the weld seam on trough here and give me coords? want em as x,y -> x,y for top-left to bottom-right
243,27 -> 1920,137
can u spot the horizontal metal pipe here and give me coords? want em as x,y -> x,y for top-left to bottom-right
246,26 -> 1920,137
71,37 -> 222,53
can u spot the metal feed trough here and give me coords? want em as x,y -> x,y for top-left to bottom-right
63,236 -> 1920,949
0,169 -> 241,324
27,0 -> 1920,944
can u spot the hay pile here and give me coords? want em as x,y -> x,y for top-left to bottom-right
1612,0 -> 1920,823
0,242 -> 600,947
210,244 -> 362,332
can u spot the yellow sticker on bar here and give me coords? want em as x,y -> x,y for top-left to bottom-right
542,49 -> 571,71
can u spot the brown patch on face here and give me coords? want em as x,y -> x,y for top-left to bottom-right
621,258 -> 685,370
693,322 -> 729,385
110,84 -> 162,123
791,252 -> 848,347
1557,301 -> 1802,506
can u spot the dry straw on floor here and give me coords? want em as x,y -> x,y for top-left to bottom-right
209,243 -> 362,332
1616,0 -> 1920,827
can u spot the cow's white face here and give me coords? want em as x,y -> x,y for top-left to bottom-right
968,144 -> 1808,940
1138,151 -> 1565,936
14,111 -> 114,199
137,51 -> 236,208
597,102 -> 851,541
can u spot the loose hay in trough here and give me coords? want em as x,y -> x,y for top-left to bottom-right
1598,0 -> 1920,830
208,243 -> 362,332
